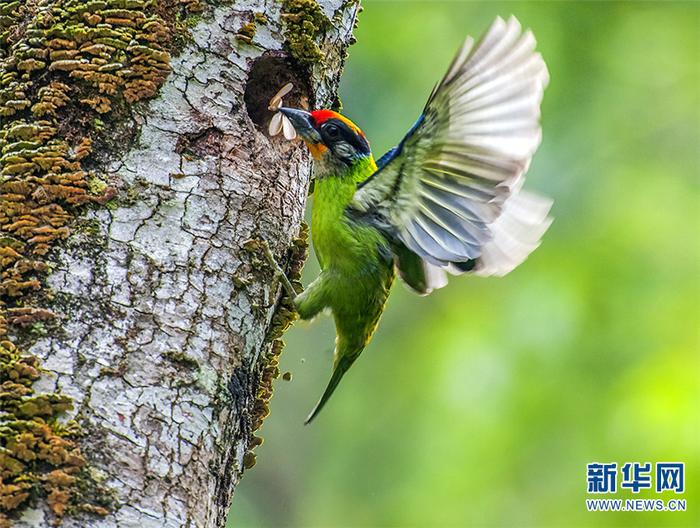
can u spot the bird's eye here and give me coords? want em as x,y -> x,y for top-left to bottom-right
324,124 -> 340,138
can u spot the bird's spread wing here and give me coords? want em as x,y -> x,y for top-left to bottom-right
349,16 -> 552,294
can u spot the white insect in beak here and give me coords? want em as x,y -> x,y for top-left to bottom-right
268,83 -> 297,140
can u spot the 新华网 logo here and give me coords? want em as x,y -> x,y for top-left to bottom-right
587,462 -> 684,494
585,462 -> 685,513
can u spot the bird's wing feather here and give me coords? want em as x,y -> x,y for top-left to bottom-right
350,15 -> 552,293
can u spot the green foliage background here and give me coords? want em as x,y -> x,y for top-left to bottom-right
231,1 -> 699,526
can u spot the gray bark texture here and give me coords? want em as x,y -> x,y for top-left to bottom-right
0,0 -> 359,526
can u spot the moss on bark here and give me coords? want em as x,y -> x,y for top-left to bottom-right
0,340 -> 113,526
281,0 -> 331,67
242,222 -> 309,468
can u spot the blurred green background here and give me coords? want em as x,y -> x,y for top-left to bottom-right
230,1 -> 699,526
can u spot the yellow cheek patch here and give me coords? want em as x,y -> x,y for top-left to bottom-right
335,114 -> 364,138
306,142 -> 328,159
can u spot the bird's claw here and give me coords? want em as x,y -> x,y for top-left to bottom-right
257,239 -> 299,300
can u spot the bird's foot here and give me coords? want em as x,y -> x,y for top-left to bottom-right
246,238 -> 299,300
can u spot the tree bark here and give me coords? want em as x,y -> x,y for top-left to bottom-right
0,0 -> 359,526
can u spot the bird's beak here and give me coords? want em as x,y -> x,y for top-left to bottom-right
279,107 -> 322,143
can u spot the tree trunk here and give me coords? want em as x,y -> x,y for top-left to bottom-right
0,0 -> 359,526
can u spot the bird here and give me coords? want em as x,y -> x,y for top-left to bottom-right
269,15 -> 552,424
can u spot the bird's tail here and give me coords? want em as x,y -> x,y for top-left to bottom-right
304,354 -> 357,425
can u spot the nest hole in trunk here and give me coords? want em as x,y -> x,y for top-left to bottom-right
244,54 -> 313,132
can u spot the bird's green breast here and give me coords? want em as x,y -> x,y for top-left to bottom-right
310,158 -> 387,276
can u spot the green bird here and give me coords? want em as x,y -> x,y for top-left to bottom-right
274,16 -> 551,423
